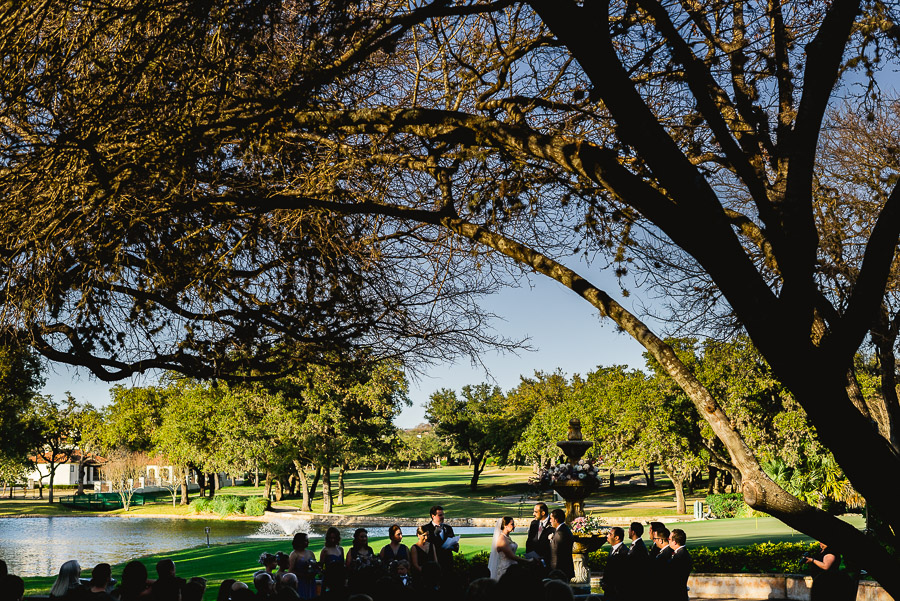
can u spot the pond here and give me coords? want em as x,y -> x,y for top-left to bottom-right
0,517 -> 496,577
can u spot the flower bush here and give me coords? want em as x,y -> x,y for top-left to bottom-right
531,458 -> 603,489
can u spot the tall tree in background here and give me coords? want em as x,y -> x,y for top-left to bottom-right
5,1 -> 900,590
29,395 -> 81,503
0,334 -> 44,472
427,383 -> 531,490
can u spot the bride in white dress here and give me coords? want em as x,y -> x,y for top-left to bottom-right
488,516 -> 523,580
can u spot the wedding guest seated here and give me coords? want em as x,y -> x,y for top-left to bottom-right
230,584 -> 255,601
274,554 -> 290,582
543,578 -> 574,601
277,574 -> 298,594
0,560 -> 7,578
182,578 -> 207,601
259,554 -> 278,577
50,560 -> 82,599
85,564 -> 116,601
216,579 -> 235,601
118,561 -> 153,601
346,529 -> 375,570
0,574 -> 25,601
464,578 -> 497,601
152,559 -> 185,601
253,573 -> 275,600
155,560 -> 175,581
275,587 -> 298,601
379,525 -> 409,563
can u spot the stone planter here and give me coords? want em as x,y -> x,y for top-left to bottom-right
572,534 -> 607,585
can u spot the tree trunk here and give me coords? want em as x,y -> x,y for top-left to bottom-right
872,305 -> 900,452
322,465 -> 333,514
264,471 -> 272,501
469,453 -> 488,491
608,468 -> 615,488
337,464 -> 345,506
708,466 -> 718,494
274,478 -> 284,502
48,464 -> 56,504
648,463 -> 655,487
207,473 -> 216,498
197,471 -> 207,498
76,460 -> 85,495
288,473 -> 297,497
214,472 -> 220,492
253,462 -> 259,487
295,460 -> 312,512
666,469 -> 687,514
686,472 -> 695,495
180,469 -> 189,505
310,466 -> 321,499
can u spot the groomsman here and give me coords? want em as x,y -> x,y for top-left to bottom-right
648,522 -> 665,559
666,529 -> 692,601
421,505 -> 458,572
526,503 -> 554,566
628,522 -> 649,559
653,527 -> 673,566
548,509 -> 575,580
602,527 -> 629,601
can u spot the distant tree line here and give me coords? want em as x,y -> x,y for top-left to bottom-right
427,335 -> 860,514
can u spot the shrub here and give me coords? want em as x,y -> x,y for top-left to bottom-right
244,496 -> 269,516
706,493 -> 747,518
190,497 -> 211,513
691,542 -> 819,573
212,495 -> 245,517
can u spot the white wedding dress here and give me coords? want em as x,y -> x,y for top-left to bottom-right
488,521 -> 517,580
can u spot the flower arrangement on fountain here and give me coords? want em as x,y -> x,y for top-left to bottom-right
531,457 -> 603,489
571,513 -> 605,536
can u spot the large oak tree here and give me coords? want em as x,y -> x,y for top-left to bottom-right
3,0 -> 900,592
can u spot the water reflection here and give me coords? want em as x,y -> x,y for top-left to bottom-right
0,517 -> 262,577
0,517 -> 498,577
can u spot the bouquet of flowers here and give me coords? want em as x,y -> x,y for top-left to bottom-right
571,514 -> 605,535
531,458 -> 603,489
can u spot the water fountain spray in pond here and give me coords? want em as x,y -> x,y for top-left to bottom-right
253,516 -> 315,538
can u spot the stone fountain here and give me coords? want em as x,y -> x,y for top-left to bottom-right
553,418 -> 607,588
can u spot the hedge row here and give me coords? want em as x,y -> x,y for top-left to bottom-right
190,495 -> 269,517
452,542 -> 820,575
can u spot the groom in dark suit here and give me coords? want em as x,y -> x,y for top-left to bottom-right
421,505 -> 458,572
526,502 -> 554,566
548,509 -> 574,580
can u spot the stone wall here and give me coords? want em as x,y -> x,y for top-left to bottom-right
685,573 -> 891,601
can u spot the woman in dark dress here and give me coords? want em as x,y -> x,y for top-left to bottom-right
409,526 -> 438,580
345,528 -> 375,570
806,542 -> 846,601
379,525 -> 409,564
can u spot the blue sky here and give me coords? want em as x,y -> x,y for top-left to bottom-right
40,260 -> 652,429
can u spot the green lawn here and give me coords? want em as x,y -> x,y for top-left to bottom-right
0,466 -> 705,519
